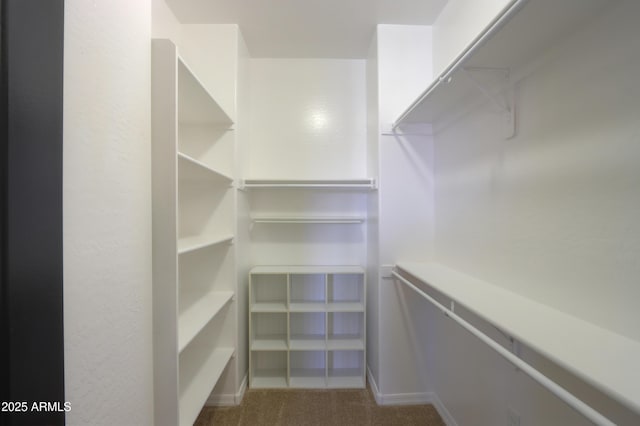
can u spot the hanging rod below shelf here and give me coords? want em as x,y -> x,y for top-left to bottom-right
391,270 -> 616,426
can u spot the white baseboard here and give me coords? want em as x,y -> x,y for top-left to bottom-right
206,373 -> 247,407
366,365 -> 457,426
428,392 -> 458,426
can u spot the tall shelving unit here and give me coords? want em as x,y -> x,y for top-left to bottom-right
152,39 -> 236,426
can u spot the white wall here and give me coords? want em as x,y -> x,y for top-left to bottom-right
430,0 -> 640,424
246,59 -> 367,179
374,25 -> 435,398
63,1 -> 153,425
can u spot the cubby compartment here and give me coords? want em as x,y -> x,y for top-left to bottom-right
250,312 -> 288,350
250,273 -> 288,312
289,312 -> 326,350
327,312 -> 364,350
289,274 -> 325,311
327,273 -> 364,312
250,351 -> 288,388
327,350 -> 365,388
289,351 -> 326,388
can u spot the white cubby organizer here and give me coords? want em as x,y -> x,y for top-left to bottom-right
249,266 -> 366,389
151,39 -> 236,426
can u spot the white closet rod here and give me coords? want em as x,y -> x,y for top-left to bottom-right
391,0 -> 527,130
391,270 -> 615,426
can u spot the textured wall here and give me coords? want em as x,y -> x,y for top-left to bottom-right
64,1 -> 154,424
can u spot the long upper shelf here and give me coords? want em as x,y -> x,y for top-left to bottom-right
177,55 -> 233,126
393,0 -> 612,128
395,262 -> 640,415
242,179 -> 376,190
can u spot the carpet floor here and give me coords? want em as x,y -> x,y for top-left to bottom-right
194,386 -> 445,426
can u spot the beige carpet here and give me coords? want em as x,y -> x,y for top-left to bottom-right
194,386 -> 445,426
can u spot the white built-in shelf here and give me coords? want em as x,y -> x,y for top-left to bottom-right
252,265 -> 364,275
289,302 -> 326,312
250,302 -> 288,313
289,336 -> 326,351
250,373 -> 288,389
251,215 -> 365,225
177,234 -> 234,255
153,38 -> 237,426
251,336 -> 288,351
177,58 -> 233,126
249,266 -> 366,389
179,347 -> 234,426
395,262 -> 640,414
178,152 -> 234,183
327,302 -> 364,312
242,179 -> 376,190
178,291 -> 234,353
327,373 -> 365,389
393,0 -> 611,129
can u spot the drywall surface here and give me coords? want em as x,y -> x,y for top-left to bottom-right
63,1 -> 153,425
181,25 -> 239,121
246,59 -> 367,179
375,25 -> 435,397
432,0 -> 510,77
152,0 -> 182,43
433,0 -> 640,423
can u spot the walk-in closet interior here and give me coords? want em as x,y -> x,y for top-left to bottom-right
60,0 -> 640,425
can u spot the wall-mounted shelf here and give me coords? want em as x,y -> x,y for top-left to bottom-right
178,291 -> 234,353
251,215 -> 365,225
178,152 -> 234,183
392,0 -> 610,131
177,234 -> 234,255
242,179 -> 376,190
179,347 -> 234,426
394,262 -> 640,416
177,58 -> 233,126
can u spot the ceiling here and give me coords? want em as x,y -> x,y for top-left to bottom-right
165,0 -> 448,58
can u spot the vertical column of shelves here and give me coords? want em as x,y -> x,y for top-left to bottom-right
327,272 -> 366,388
288,273 -> 327,388
249,272 -> 289,388
152,38 -> 236,426
248,266 -> 365,389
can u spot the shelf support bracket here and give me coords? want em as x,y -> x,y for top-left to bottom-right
462,66 -> 516,139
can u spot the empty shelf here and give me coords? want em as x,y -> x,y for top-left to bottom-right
251,215 -> 365,224
396,262 -> 640,414
394,0 -> 611,128
178,152 -> 233,182
251,265 -> 364,275
251,336 -> 288,351
250,302 -> 287,313
179,347 -> 234,426
178,234 -> 234,255
177,57 -> 233,126
242,179 -> 376,189
178,291 -> 234,353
